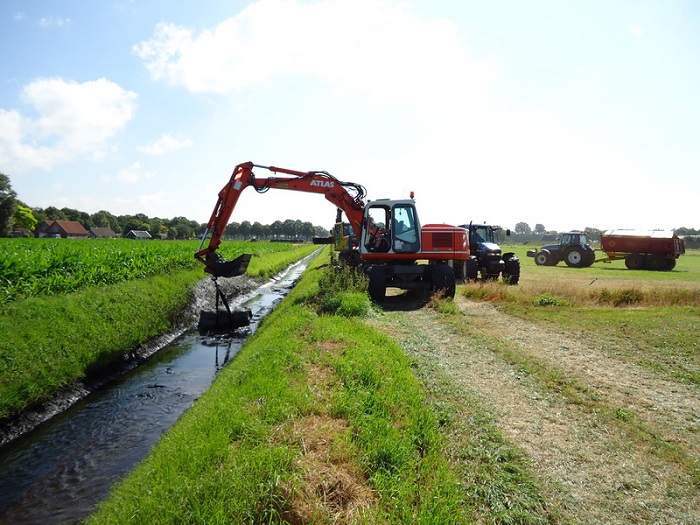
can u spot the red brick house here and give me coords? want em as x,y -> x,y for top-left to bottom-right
35,220 -> 89,239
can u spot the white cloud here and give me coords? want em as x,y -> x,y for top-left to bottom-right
39,16 -> 71,28
137,133 -> 193,155
133,0 -> 492,109
0,77 -> 137,172
13,12 -> 26,21
630,25 -> 643,38
117,162 -> 149,183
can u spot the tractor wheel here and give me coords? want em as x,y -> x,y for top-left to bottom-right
583,250 -> 596,267
535,251 -> 552,266
564,247 -> 586,268
466,257 -> 479,281
503,256 -> 520,285
429,264 -> 456,298
625,253 -> 645,270
666,258 -> 677,271
646,254 -> 668,271
367,266 -> 386,302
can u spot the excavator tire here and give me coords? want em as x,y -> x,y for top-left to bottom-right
367,266 -> 387,302
429,264 -> 456,298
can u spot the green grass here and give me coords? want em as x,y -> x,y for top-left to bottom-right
0,242 -> 317,420
0,238 -> 313,303
86,250 -> 557,524
460,247 -> 700,387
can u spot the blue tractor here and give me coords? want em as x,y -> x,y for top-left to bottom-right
460,223 -> 520,285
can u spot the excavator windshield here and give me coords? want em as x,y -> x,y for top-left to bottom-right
362,201 -> 420,254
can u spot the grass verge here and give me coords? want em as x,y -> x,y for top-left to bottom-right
87,253 -> 553,524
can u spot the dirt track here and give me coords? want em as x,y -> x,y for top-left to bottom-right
368,295 -> 700,525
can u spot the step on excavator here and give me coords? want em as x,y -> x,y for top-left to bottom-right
195,162 -> 471,315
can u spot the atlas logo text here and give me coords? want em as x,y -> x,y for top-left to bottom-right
310,180 -> 335,188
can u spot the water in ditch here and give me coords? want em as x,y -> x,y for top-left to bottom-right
0,252 -> 317,525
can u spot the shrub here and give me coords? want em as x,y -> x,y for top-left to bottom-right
311,264 -> 370,316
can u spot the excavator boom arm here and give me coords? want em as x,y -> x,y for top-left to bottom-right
195,162 -> 366,276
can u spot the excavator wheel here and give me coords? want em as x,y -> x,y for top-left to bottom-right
429,264 -> 456,298
367,266 -> 387,302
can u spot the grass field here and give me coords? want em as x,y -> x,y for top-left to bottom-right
462,246 -> 700,386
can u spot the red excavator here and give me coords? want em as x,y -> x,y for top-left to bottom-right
195,161 -> 470,301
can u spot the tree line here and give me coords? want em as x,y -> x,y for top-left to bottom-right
0,173 -> 328,240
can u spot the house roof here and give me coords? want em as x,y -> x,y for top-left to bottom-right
48,221 -> 89,235
127,230 -> 152,239
89,226 -> 117,237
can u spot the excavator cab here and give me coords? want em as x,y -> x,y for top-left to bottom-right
361,200 -> 420,255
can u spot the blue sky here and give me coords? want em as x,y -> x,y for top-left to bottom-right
1,0 -> 699,232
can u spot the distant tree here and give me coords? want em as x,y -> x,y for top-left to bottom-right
514,222 -> 532,235
584,227 -> 604,243
251,221 -> 264,239
0,173 -> 17,237
13,205 -> 37,232
225,222 -> 239,239
239,220 -> 252,239
534,223 -> 546,234
270,220 -> 283,239
91,210 -> 119,231
675,226 -> 699,236
44,206 -> 67,221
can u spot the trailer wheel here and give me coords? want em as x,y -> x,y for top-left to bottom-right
535,251 -> 553,266
430,264 -> 456,298
503,255 -> 520,285
564,247 -> 585,268
625,253 -> 645,270
646,254 -> 668,271
367,266 -> 386,302
666,258 -> 677,271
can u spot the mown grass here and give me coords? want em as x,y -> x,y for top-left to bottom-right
453,246 -> 700,497
460,247 -> 700,386
0,243 -> 317,421
88,250 -> 553,524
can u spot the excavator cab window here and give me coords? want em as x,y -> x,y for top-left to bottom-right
364,205 -> 391,253
392,204 -> 420,253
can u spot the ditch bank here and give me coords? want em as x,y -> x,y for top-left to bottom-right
0,252 -> 319,525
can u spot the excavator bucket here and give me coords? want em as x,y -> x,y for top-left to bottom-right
209,253 -> 252,278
